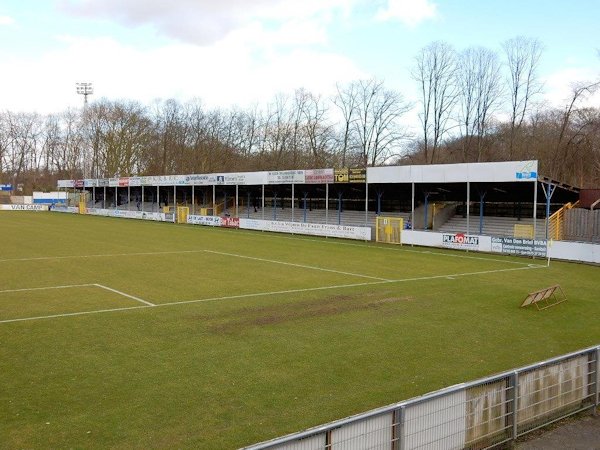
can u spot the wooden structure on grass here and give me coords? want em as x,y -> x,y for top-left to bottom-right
521,285 -> 566,310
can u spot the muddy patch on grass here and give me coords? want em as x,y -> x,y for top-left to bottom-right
207,294 -> 414,334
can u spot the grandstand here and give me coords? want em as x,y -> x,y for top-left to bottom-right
55,160 -> 600,244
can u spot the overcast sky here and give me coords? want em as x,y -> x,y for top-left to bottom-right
1,0 -> 599,114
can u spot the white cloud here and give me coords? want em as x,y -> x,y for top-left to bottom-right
375,0 -> 437,27
0,34 -> 365,113
543,66 -> 600,108
59,0 -> 357,45
0,15 -> 15,26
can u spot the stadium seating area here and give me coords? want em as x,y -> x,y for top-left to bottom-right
87,197 -> 551,239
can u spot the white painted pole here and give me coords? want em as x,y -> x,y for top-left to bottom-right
533,180 -> 538,239
365,182 -> 369,226
325,183 -> 329,224
466,181 -> 470,235
411,182 -> 415,229
261,184 -> 265,220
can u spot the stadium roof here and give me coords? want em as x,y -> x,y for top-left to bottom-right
57,160 -> 579,204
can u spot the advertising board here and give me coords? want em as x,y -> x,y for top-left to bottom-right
51,206 -> 78,213
187,215 -> 222,226
305,169 -> 334,184
86,208 -> 166,222
267,170 -> 305,184
221,217 -> 240,228
239,218 -> 371,240
402,230 -> 492,252
491,237 -> 547,257
334,168 -> 366,183
441,233 -> 481,251
0,204 -> 48,211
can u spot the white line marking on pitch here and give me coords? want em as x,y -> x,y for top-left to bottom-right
208,227 -> 544,267
161,265 -> 544,306
0,305 -> 150,324
0,248 -> 390,282
0,250 -> 205,263
0,237 -> 543,269
94,284 -> 155,306
202,249 -> 392,282
0,284 -> 95,294
0,264 -> 543,325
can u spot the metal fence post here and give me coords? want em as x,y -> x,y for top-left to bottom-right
595,347 -> 600,415
397,406 -> 405,450
510,371 -> 519,444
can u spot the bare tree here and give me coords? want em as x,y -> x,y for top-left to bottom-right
0,113 -> 7,178
4,111 -> 43,189
412,41 -> 458,163
457,47 -> 504,161
302,91 -> 334,167
549,81 -> 600,180
503,36 -> 544,158
354,79 -> 411,166
42,110 -> 84,178
333,81 -> 360,166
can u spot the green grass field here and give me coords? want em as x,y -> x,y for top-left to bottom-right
1,211 -> 599,449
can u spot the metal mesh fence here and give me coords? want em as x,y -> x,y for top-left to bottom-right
243,346 -> 599,450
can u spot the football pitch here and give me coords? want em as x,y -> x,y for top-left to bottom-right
1,212 -> 600,449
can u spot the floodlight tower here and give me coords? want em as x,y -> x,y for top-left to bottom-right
76,82 -> 94,107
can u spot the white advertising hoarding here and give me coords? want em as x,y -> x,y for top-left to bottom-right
305,168 -> 334,184
187,215 -> 222,226
57,179 -> 75,188
0,204 -> 48,211
267,170 -> 306,184
239,218 -> 371,240
51,206 -> 78,213
86,208 -> 166,221
548,240 -> 600,264
402,230 -> 492,252
367,161 -> 538,184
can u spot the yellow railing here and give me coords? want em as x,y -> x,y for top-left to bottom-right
214,198 -> 235,216
548,201 -> 579,240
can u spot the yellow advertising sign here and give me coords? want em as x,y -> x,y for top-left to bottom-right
334,168 -> 366,183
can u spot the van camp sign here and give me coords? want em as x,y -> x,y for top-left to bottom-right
442,233 -> 480,250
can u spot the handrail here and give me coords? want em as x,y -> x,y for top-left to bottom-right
548,201 -> 579,240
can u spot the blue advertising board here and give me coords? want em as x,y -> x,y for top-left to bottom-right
0,184 -> 13,191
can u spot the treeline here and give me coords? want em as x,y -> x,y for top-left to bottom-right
1,37 -> 599,193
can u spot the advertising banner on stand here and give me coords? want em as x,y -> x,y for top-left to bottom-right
239,218 -> 371,240
491,237 -> 547,257
0,204 -> 48,211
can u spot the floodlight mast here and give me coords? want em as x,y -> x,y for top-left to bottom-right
76,82 -> 93,107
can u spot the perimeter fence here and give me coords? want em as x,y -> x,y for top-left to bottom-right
243,345 -> 599,450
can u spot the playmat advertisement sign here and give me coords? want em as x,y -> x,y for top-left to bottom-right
442,233 -> 480,250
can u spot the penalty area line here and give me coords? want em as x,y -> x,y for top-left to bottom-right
94,284 -> 155,306
0,264 -> 543,325
202,249 -> 392,282
0,305 -> 150,324
0,283 -> 96,294
157,264 -> 543,307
